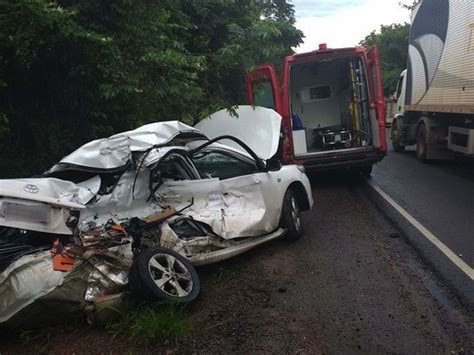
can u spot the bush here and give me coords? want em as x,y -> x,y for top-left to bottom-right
107,304 -> 194,346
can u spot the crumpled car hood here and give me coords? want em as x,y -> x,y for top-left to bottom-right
195,106 -> 282,160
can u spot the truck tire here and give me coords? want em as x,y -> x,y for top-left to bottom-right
416,124 -> 428,162
391,120 -> 405,152
280,188 -> 303,241
129,247 -> 200,304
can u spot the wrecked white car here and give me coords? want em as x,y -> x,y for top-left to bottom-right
0,106 -> 313,325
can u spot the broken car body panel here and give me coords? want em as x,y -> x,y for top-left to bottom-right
0,251 -> 65,323
195,106 -> 282,160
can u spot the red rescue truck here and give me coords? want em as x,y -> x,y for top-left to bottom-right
246,44 -> 387,175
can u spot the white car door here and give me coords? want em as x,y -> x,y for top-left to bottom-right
219,171 -> 282,238
189,147 -> 283,239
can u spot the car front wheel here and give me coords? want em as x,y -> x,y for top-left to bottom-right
280,188 -> 303,240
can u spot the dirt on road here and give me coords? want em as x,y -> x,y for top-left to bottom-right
1,175 -> 473,354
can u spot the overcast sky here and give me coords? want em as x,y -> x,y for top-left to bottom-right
293,0 -> 411,53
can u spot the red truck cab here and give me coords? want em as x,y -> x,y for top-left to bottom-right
246,44 -> 387,173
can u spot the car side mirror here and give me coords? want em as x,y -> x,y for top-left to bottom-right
392,93 -> 398,103
266,159 -> 282,171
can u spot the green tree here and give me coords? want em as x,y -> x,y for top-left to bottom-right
0,0 -> 303,177
360,23 -> 410,96
262,0 -> 297,23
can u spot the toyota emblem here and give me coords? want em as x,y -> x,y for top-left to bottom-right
24,184 -> 39,194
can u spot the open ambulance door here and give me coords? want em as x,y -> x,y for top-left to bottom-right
245,64 -> 282,114
245,64 -> 293,162
367,46 -> 387,154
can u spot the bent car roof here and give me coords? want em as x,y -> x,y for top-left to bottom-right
48,121 -> 206,171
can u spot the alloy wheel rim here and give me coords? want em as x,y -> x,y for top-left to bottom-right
148,253 -> 193,297
290,196 -> 301,232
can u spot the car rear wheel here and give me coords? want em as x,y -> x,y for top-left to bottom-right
129,247 -> 200,304
280,188 -> 303,241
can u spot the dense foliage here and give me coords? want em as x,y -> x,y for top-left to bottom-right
360,23 -> 410,96
0,0 -> 303,177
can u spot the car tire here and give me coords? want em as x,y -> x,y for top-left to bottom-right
129,247 -> 200,304
391,120 -> 405,152
280,188 -> 303,241
416,124 -> 428,163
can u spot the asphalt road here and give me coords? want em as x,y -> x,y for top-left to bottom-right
368,137 -> 474,305
5,173 -> 471,353
372,144 -> 474,268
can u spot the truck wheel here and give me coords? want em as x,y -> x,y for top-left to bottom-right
416,124 -> 428,162
280,188 -> 303,241
129,247 -> 200,304
391,121 -> 405,152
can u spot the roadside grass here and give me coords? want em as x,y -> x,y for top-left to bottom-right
1,304 -> 193,350
106,303 -> 194,346
105,266 -> 236,347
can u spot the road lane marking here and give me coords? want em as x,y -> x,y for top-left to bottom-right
367,180 -> 474,281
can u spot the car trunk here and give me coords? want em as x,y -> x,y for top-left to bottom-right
289,55 -> 373,157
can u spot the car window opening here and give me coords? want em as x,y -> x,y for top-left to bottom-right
147,152 -> 198,201
189,135 -> 266,172
192,150 -> 257,180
